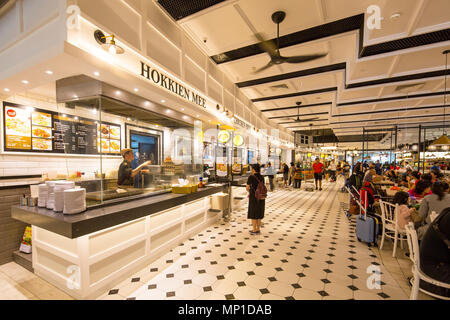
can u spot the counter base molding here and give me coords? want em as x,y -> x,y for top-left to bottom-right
30,196 -> 221,300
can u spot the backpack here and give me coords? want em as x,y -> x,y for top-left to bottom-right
254,176 -> 268,200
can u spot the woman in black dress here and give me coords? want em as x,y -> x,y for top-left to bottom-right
246,163 -> 265,235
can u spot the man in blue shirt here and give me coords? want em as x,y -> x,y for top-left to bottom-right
431,162 -> 440,172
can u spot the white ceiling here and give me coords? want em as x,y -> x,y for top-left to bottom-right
163,0 -> 450,148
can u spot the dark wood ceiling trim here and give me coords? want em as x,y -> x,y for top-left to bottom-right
211,14 -> 449,66
346,69 -> 450,89
211,14 -> 364,64
157,0 -> 226,21
236,63 -> 346,88
330,113 -> 443,125
268,111 -> 329,119
361,29 -> 450,57
337,91 -> 450,107
332,104 -> 449,117
279,119 -> 328,125
261,102 -> 332,112
252,87 -> 337,102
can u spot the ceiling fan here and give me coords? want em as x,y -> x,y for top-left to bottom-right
284,102 -> 320,123
253,11 -> 328,73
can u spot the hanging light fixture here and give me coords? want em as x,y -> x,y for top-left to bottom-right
430,49 -> 450,147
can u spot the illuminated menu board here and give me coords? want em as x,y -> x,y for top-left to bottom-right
3,102 -> 121,155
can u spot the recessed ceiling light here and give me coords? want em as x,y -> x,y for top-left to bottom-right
45,70 -> 53,75
94,71 -> 100,76
62,114 -> 67,117
181,108 -> 184,111
4,88 -> 10,92
127,117 -> 131,121
91,109 -> 97,114
391,12 -> 401,20
134,88 -> 139,92
144,101 -> 150,106
21,80 -> 29,84
161,99 -> 166,103
74,95 -> 78,99
116,91 -> 121,95
183,115 -> 188,119
196,115 -> 200,117
166,109 -> 171,113
74,116 -> 79,120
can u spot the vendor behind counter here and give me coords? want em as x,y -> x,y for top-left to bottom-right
118,148 -> 151,187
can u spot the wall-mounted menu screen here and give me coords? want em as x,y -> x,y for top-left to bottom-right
3,102 -> 121,155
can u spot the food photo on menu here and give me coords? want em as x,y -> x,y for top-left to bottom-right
109,125 -> 120,140
4,106 -> 32,149
32,126 -> 52,139
32,138 -> 52,151
32,111 -> 52,127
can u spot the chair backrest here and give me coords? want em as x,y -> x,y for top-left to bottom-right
405,222 -> 420,269
379,200 -> 398,227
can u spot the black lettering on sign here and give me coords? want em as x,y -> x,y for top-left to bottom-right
151,69 -> 160,84
139,61 -> 208,109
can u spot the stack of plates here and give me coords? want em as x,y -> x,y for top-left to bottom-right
37,184 -> 48,207
53,181 -> 76,212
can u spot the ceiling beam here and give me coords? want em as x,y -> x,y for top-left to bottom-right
261,102 -> 332,112
252,87 -> 337,102
236,63 -> 346,88
337,91 -> 450,106
268,111 -> 329,119
332,104 -> 448,117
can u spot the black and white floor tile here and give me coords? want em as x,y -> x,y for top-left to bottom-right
97,182 -> 426,300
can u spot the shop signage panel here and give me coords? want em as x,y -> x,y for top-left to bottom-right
2,102 -> 121,155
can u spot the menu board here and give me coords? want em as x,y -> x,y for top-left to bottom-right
4,106 -> 32,150
3,102 -> 121,155
232,148 -> 243,175
215,146 -> 229,177
98,124 -> 121,154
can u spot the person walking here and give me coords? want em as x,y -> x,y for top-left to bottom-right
264,162 -> 275,191
293,163 -> 303,189
282,162 -> 289,188
313,157 -> 324,191
288,162 -> 296,187
328,160 -> 337,182
246,164 -> 266,235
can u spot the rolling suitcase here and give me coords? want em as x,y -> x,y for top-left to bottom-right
355,192 -> 379,246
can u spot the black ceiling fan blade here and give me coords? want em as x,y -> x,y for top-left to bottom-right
283,53 -> 328,64
253,61 -> 275,74
254,32 -> 279,58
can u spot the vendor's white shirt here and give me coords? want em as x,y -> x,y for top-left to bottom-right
328,163 -> 337,171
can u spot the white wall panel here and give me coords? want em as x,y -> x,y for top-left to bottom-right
0,1 -> 21,53
224,90 -> 234,113
144,23 -> 181,76
23,0 -> 59,34
206,75 -> 221,104
78,0 -> 141,50
184,34 -> 206,70
184,57 -> 205,93
146,0 -> 181,48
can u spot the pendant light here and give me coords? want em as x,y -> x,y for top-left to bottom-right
430,50 -> 450,147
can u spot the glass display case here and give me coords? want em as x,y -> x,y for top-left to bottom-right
2,78 -> 203,208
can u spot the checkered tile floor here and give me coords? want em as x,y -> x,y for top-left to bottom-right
98,182 -> 416,300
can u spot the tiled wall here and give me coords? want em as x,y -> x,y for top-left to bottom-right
0,186 -> 29,265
